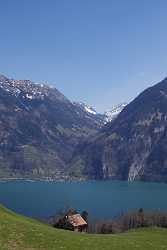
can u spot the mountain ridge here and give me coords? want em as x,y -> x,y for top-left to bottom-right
70,77 -> 167,182
73,101 -> 127,125
1,73 -> 166,183
0,74 -> 104,180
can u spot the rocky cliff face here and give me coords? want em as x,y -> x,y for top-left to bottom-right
70,77 -> 167,182
0,74 -> 102,179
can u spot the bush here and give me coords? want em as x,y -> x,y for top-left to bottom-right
94,209 -> 167,234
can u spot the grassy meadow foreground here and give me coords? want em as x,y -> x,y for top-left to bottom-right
0,205 -> 167,250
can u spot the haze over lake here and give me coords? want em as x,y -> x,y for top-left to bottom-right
0,181 -> 167,220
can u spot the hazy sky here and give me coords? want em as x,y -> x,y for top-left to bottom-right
0,0 -> 167,112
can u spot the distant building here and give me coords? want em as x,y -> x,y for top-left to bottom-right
67,214 -> 88,232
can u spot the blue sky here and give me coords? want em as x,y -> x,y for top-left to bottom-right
0,0 -> 167,112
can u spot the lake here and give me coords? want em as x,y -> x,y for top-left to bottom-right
0,180 -> 167,220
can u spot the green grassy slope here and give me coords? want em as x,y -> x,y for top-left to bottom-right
0,205 -> 167,250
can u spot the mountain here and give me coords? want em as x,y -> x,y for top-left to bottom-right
73,102 -> 98,115
2,73 -> 166,183
73,102 -> 127,125
103,103 -> 127,123
72,102 -> 106,127
0,74 -> 103,180
70,77 -> 167,182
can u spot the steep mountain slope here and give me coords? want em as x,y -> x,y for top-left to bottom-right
104,103 -> 127,123
73,102 -> 98,115
0,74 -> 102,179
70,77 -> 167,182
73,101 -> 105,126
1,204 -> 167,250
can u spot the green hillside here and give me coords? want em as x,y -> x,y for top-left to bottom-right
0,205 -> 167,250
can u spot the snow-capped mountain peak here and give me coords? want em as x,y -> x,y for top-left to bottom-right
104,102 -> 127,123
73,101 -> 127,124
0,76 -> 68,103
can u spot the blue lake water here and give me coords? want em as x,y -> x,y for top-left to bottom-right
0,180 -> 167,220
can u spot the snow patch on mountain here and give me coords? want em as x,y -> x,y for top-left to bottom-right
26,93 -> 33,99
0,75 -> 68,104
73,102 -> 97,115
104,103 -> 127,123
0,74 -> 127,124
73,101 -> 127,124
84,105 -> 97,115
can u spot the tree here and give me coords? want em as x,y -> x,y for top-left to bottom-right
81,210 -> 89,223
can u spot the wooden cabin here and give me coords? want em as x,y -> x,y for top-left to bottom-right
67,214 -> 88,232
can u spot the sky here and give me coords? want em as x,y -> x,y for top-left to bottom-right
0,0 -> 167,112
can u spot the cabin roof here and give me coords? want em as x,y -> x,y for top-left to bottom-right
67,214 -> 87,227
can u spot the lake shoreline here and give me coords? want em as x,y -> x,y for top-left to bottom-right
0,176 -> 88,183
0,180 -> 167,220
0,177 -> 167,185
